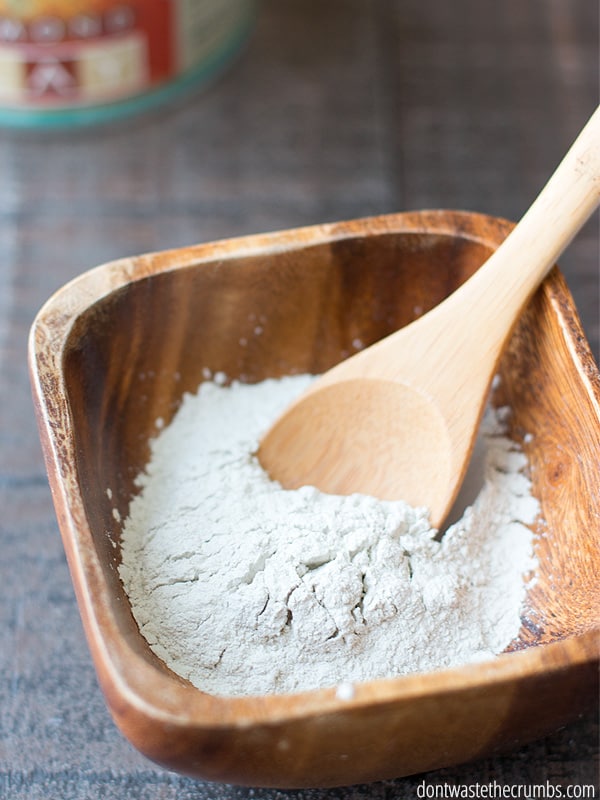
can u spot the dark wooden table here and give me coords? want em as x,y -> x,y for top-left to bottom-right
1,2 -> 598,798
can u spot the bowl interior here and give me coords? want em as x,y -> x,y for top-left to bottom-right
59,218 -> 600,678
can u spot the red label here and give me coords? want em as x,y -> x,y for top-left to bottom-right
136,0 -> 174,81
0,1 -> 174,108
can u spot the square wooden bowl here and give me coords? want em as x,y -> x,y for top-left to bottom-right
29,211 -> 599,789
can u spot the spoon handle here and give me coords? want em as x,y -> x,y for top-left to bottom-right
458,105 -> 600,333
351,105 -> 600,461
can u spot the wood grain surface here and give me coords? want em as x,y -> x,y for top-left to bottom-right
1,0 -> 598,797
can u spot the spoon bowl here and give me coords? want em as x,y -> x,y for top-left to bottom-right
261,378 -> 452,504
29,210 -> 600,788
259,108 -> 600,527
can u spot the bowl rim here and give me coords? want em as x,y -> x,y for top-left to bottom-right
28,209 -> 600,731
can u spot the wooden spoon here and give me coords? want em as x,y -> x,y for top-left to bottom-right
259,107 -> 600,528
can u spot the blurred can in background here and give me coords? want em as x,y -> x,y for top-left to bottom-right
0,0 -> 255,128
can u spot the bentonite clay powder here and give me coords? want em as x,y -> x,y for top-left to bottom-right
118,375 -> 539,697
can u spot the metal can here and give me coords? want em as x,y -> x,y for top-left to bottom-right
0,0 -> 255,128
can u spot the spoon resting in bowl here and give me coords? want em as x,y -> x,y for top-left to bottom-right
258,106 -> 600,529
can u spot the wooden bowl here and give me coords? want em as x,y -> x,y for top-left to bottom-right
29,211 -> 599,789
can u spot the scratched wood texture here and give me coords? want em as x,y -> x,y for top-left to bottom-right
0,1 -> 597,798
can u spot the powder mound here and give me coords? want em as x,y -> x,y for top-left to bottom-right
118,375 -> 538,696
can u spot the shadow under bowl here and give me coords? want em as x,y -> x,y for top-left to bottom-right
29,211 -> 600,789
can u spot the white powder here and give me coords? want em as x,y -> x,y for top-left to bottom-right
118,375 -> 539,697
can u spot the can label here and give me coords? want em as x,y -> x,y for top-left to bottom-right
0,0 -> 251,109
